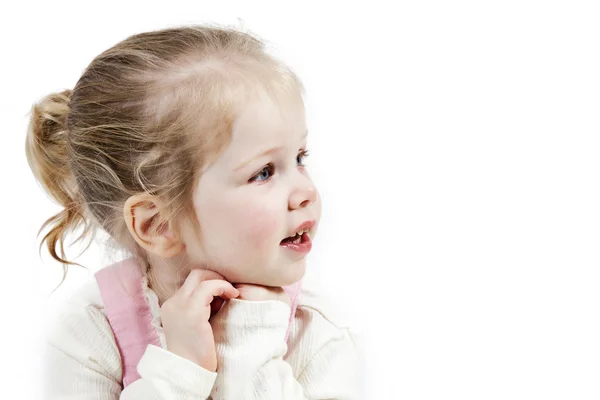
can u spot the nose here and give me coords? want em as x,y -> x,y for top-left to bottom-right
289,174 -> 318,210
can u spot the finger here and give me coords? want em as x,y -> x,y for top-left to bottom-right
195,269 -> 226,281
180,269 -> 227,297
193,279 -> 239,305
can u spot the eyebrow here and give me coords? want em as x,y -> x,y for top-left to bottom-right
234,130 -> 308,172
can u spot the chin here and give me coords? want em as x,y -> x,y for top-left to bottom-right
232,256 -> 307,287
252,269 -> 304,288
278,264 -> 307,287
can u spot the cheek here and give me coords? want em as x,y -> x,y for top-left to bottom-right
238,206 -> 280,247
197,190 -> 280,248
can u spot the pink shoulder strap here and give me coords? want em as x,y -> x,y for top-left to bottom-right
283,280 -> 302,342
95,257 -> 302,388
95,258 -> 161,387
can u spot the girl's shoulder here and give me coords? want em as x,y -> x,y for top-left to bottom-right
66,276 -> 105,307
285,286 -> 362,378
292,286 -> 360,348
47,277 -> 108,331
45,275 -> 112,338
45,277 -> 123,382
296,286 -> 355,330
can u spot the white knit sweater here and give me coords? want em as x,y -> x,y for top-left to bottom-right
44,277 -> 362,399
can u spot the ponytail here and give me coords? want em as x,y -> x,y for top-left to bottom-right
25,90 -> 92,283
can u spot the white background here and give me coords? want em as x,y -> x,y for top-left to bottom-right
2,0 -> 600,398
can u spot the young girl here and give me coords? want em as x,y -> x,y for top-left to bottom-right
27,25 -> 360,399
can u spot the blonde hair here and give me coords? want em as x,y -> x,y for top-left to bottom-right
25,24 -> 304,283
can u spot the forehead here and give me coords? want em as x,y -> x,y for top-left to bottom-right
229,93 -> 307,152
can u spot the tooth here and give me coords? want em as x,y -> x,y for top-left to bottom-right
294,227 -> 310,237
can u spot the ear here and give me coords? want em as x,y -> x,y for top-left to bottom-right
123,193 -> 185,258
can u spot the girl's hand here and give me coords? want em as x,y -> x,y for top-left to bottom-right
160,269 -> 239,372
233,283 -> 291,306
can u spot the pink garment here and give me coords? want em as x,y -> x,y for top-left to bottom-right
95,258 -> 301,388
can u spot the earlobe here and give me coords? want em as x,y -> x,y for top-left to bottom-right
123,194 -> 185,257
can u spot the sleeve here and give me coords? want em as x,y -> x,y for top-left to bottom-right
209,299 -> 361,399
44,303 -> 217,400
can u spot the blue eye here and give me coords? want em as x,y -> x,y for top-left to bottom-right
251,164 -> 274,182
297,149 -> 310,166
249,149 -> 310,183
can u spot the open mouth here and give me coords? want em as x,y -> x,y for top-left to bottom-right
280,232 -> 304,245
280,227 -> 311,245
279,220 -> 315,254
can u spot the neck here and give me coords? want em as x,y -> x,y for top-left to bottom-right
145,253 -> 191,306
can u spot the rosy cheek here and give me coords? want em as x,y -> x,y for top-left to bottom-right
240,207 -> 279,248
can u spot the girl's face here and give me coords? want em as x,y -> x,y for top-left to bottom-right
183,93 -> 321,286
